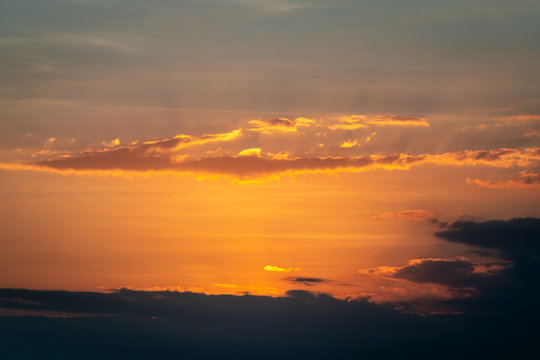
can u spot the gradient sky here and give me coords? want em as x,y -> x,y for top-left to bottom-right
1,0 -> 540,304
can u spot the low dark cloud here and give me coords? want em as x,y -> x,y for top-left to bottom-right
1,287 -> 538,359
365,217 -> 540,321
392,259 -> 501,289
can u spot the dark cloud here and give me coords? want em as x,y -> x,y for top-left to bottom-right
392,259 -> 500,289
435,218 -> 540,259
1,287 -> 538,359
285,277 -> 327,286
435,217 -> 540,290
260,118 -> 296,128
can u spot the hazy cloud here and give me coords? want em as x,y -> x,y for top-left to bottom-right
468,170 -> 540,189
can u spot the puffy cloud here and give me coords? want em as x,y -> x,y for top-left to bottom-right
339,139 -> 358,148
238,148 -> 262,157
102,138 -> 120,147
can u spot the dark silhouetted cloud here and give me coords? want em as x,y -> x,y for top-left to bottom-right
392,258 -> 506,291
285,277 -> 327,286
435,218 -> 540,259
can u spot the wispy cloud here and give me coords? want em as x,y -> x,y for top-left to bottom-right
468,170 -> 540,189
248,117 -> 314,134
0,30 -> 144,53
329,115 -> 430,130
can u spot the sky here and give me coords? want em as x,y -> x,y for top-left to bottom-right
1,1 -> 540,358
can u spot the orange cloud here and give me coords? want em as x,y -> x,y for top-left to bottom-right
397,209 -> 436,222
3,144 -> 539,179
372,211 -> 396,220
372,209 -> 438,223
248,117 -> 313,133
140,129 -> 242,153
504,114 -> 540,122
468,170 -> 540,189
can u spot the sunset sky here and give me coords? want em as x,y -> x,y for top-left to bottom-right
1,1 -> 540,358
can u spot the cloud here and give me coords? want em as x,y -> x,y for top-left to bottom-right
0,221 -> 539,356
397,209 -> 436,222
435,218 -> 540,260
264,265 -> 300,272
285,277 -> 327,286
212,283 -> 281,295
2,126 -> 539,180
248,117 -> 313,133
372,211 -> 396,220
339,139 -> 358,148
238,147 -> 262,157
364,115 -> 430,127
1,285 -> 539,358
268,151 -> 290,160
468,170 -> 540,189
372,209 -> 446,226
328,115 -> 429,130
504,114 -> 540,122
102,138 -> 120,147
227,0 -> 314,12
139,129 -> 242,153
328,115 -> 369,130
392,258 -> 502,289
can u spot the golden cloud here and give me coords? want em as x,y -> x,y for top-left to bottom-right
248,117 -> 314,133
